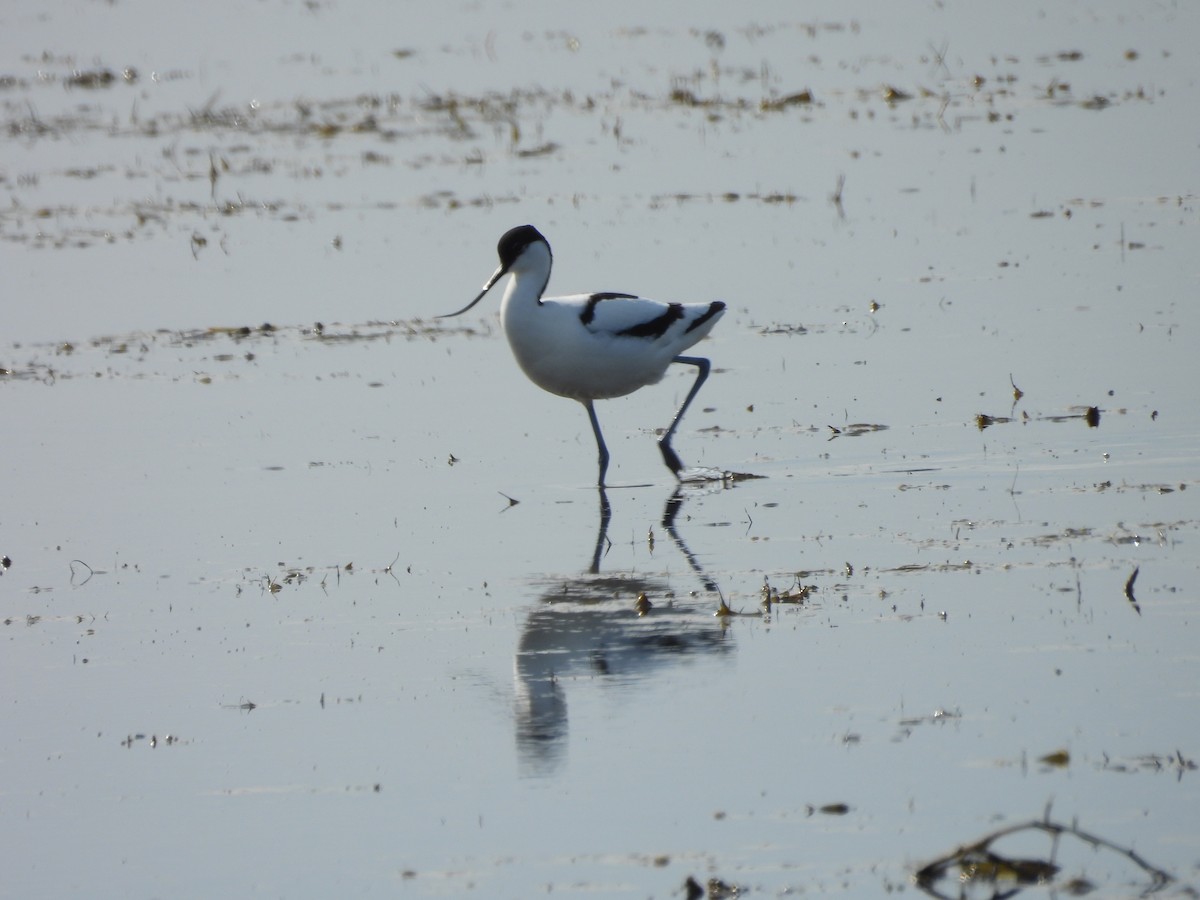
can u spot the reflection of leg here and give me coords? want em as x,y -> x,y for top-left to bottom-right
660,486 -> 720,594
658,356 -> 710,477
590,486 -> 612,575
584,400 -> 610,487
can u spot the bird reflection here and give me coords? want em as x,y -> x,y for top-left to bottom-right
515,486 -> 730,777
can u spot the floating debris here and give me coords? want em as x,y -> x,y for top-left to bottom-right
66,68 -> 119,89
828,422 -> 889,439
1039,748 -> 1070,768
806,802 -> 851,816
976,413 -> 1011,430
914,815 -> 1173,898
760,578 -> 814,609
1100,749 -> 1196,777
760,89 -> 814,111
976,406 -> 1103,430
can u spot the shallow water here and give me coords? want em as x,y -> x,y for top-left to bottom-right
2,0 -> 1198,897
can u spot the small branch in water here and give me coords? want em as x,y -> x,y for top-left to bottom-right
384,551 -> 403,586
1124,565 -> 1140,614
69,559 -> 93,587
914,814 -> 1173,898
830,173 -> 845,218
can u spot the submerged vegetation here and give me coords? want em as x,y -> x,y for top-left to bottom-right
0,31 -> 1164,250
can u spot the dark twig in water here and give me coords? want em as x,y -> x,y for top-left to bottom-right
1124,566 -> 1140,614
384,551 -> 402,587
1008,461 -> 1024,524
209,151 -> 219,200
69,559 -> 93,586
927,39 -> 951,79
830,173 -> 845,218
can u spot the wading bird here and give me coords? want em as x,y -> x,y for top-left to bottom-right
438,226 -> 725,486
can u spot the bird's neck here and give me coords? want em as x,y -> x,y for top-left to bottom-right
503,247 -> 552,309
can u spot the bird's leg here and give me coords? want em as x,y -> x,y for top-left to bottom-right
584,400 -> 610,487
658,356 -> 711,477
590,486 -> 612,574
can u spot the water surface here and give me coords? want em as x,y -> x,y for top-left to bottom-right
2,0 -> 1198,896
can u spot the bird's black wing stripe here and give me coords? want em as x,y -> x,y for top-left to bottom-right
684,300 -> 726,334
579,292 -> 639,325
617,303 -> 684,339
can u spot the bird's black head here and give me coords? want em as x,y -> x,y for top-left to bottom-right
436,225 -> 552,320
497,225 -> 550,269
